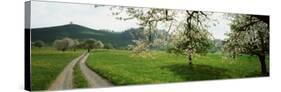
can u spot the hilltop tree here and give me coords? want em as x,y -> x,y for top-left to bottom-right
53,37 -> 75,51
224,15 -> 269,76
83,39 -> 104,52
32,40 -> 45,48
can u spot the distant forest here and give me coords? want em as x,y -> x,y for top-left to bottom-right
30,24 -> 169,49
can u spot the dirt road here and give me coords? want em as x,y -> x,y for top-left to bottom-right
79,53 -> 113,88
48,52 -> 86,90
47,52 -> 113,90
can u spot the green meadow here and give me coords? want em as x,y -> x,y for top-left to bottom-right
31,48 -> 82,90
86,49 -> 269,85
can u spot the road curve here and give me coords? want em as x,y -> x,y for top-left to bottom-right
79,53 -> 113,88
48,52 -> 86,90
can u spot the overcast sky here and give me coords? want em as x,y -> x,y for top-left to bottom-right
30,1 -> 231,40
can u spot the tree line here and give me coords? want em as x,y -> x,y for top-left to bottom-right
32,37 -> 115,52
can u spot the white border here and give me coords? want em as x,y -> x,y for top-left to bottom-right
0,0 -> 279,92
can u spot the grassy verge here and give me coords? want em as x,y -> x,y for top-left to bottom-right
31,48 -> 82,91
73,62 -> 89,88
86,49 -> 269,85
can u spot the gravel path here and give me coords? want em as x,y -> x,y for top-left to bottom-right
79,53 -> 113,88
48,52 -> 86,90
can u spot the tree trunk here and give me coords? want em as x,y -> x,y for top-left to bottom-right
258,54 -> 268,76
87,49 -> 91,52
187,54 -> 192,65
256,30 -> 268,76
62,48 -> 66,52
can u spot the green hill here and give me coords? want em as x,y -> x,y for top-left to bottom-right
30,24 -> 135,48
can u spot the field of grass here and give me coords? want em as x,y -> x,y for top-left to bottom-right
86,49 -> 269,85
31,48 -> 82,90
73,63 -> 89,88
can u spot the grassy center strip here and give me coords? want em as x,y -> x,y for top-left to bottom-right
73,60 -> 89,88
